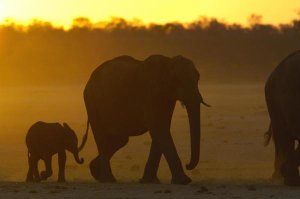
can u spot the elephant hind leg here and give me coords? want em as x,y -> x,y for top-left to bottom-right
26,152 -> 34,182
266,92 -> 299,184
28,154 -> 41,182
272,144 -> 285,181
40,156 -> 53,181
272,119 -> 299,185
90,135 -> 129,183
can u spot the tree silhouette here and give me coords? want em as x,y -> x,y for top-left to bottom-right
0,16 -> 300,86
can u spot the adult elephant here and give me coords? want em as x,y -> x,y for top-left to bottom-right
84,55 -> 210,184
265,50 -> 300,186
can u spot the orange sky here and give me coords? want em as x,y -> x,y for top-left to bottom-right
0,0 -> 299,27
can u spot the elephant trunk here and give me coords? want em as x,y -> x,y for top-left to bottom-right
185,100 -> 201,170
73,150 -> 84,164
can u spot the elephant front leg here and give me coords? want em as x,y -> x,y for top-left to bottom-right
40,156 -> 53,181
150,129 -> 191,184
140,140 -> 162,184
57,150 -> 66,182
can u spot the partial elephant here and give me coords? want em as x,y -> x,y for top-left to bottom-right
26,121 -> 88,182
265,50 -> 300,186
264,123 -> 300,180
84,55 -> 210,184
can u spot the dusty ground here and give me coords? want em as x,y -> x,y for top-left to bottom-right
0,84 -> 297,198
1,181 -> 300,199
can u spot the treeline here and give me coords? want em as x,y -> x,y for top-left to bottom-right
1,17 -> 300,86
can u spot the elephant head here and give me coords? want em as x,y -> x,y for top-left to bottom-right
169,55 -> 210,170
63,123 -> 85,164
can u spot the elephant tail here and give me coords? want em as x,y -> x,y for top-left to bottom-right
78,119 -> 90,152
264,123 -> 272,146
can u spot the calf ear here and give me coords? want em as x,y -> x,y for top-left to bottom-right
63,122 -> 71,130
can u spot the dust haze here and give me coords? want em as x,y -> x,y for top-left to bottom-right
0,84 -> 271,182
0,16 -> 297,197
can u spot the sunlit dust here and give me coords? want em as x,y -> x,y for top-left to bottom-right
0,0 -> 300,197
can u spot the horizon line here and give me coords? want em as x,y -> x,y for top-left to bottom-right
0,15 -> 299,30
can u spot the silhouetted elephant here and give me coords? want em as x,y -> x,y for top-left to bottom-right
264,123 -> 300,180
84,55 -> 210,184
265,50 -> 300,186
26,121 -> 88,182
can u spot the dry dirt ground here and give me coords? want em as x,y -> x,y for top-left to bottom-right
1,84 -> 299,198
1,181 -> 300,199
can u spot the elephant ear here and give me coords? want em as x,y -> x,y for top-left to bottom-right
143,55 -> 173,87
63,122 -> 77,138
169,55 -> 199,81
169,56 -> 186,83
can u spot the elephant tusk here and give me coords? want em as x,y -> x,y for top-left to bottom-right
201,101 -> 211,107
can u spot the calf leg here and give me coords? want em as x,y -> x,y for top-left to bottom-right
26,152 -> 34,182
58,150 -> 66,182
32,155 -> 41,182
40,156 -> 53,180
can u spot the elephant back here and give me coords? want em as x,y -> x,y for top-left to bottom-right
86,56 -> 143,93
26,122 -> 65,154
266,50 -> 300,93
83,56 -> 147,133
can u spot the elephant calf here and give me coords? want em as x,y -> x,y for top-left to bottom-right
26,121 -> 88,182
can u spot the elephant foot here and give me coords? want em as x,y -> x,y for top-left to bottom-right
96,176 -> 117,183
281,163 -> 300,186
139,176 -> 160,184
171,174 -> 192,185
90,157 -> 117,183
91,169 -> 117,183
26,178 -> 41,183
57,178 -> 66,183
284,177 -> 300,186
91,169 -> 116,183
271,171 -> 283,182
26,176 -> 34,183
40,171 -> 52,180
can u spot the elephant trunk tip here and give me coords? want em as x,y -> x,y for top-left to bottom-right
185,160 -> 198,170
73,153 -> 84,164
76,158 -> 84,164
